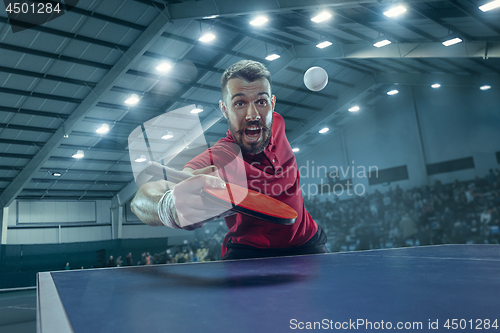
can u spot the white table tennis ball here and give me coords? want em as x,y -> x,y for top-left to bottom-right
304,66 -> 328,91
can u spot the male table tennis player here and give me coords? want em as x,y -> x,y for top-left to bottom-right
131,60 -> 328,260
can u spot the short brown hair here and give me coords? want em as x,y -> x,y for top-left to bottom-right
221,60 -> 272,101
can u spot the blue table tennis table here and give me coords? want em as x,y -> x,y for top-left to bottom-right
37,244 -> 500,332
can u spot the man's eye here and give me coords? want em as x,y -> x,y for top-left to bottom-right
235,101 -> 245,107
256,99 -> 267,106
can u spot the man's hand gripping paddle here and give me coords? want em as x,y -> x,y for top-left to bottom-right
141,161 -> 297,225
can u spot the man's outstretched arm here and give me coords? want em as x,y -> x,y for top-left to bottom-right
131,166 -> 227,229
131,179 -> 169,226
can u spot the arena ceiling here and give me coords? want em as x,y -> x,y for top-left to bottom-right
0,0 -> 499,207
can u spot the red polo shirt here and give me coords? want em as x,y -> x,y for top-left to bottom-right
185,112 -> 318,256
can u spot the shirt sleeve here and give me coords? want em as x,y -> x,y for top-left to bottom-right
184,148 -> 213,170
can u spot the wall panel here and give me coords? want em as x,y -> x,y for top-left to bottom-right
296,85 -> 500,201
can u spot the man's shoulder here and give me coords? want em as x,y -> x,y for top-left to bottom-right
208,140 -> 233,155
272,111 -> 285,126
184,136 -> 240,169
210,130 -> 234,147
269,111 -> 284,139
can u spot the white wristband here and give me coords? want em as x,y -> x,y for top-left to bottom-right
157,190 -> 236,231
157,190 -> 182,229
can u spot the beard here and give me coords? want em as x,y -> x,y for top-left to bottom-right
228,119 -> 272,155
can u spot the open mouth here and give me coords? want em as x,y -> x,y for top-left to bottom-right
244,126 -> 262,143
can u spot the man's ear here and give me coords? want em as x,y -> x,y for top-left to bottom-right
271,94 -> 276,111
219,100 -> 228,119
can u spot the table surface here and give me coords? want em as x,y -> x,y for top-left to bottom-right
37,244 -> 500,333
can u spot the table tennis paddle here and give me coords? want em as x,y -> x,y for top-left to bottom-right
141,161 -> 297,225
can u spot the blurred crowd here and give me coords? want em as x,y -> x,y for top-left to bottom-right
98,225 -> 228,269
305,169 -> 500,252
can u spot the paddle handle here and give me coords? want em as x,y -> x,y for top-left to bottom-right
143,161 -> 193,184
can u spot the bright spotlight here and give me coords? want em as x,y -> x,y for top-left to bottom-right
311,11 -> 332,23
72,150 -> 84,159
96,124 -> 109,134
156,62 -> 172,73
250,16 -> 268,26
199,33 -> 216,43
125,94 -> 140,105
383,6 -> 407,17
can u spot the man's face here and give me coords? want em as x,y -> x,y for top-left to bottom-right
220,78 -> 275,155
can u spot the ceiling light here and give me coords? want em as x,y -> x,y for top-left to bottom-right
348,106 -> 360,112
431,83 -> 441,89
319,127 -> 329,134
442,37 -> 462,47
190,107 -> 203,114
156,62 -> 172,73
203,15 -> 218,19
250,16 -> 268,26
480,85 -> 491,90
72,150 -> 84,159
135,155 -> 147,163
199,33 -> 216,43
479,0 -> 500,12
383,6 -> 407,17
96,124 -> 109,134
63,134 -> 69,138
265,53 -> 280,61
52,172 -> 61,177
387,89 -> 399,95
292,148 -> 300,152
311,11 -> 331,23
316,41 -> 332,49
161,132 -> 173,140
374,39 -> 391,48
125,94 -> 140,105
